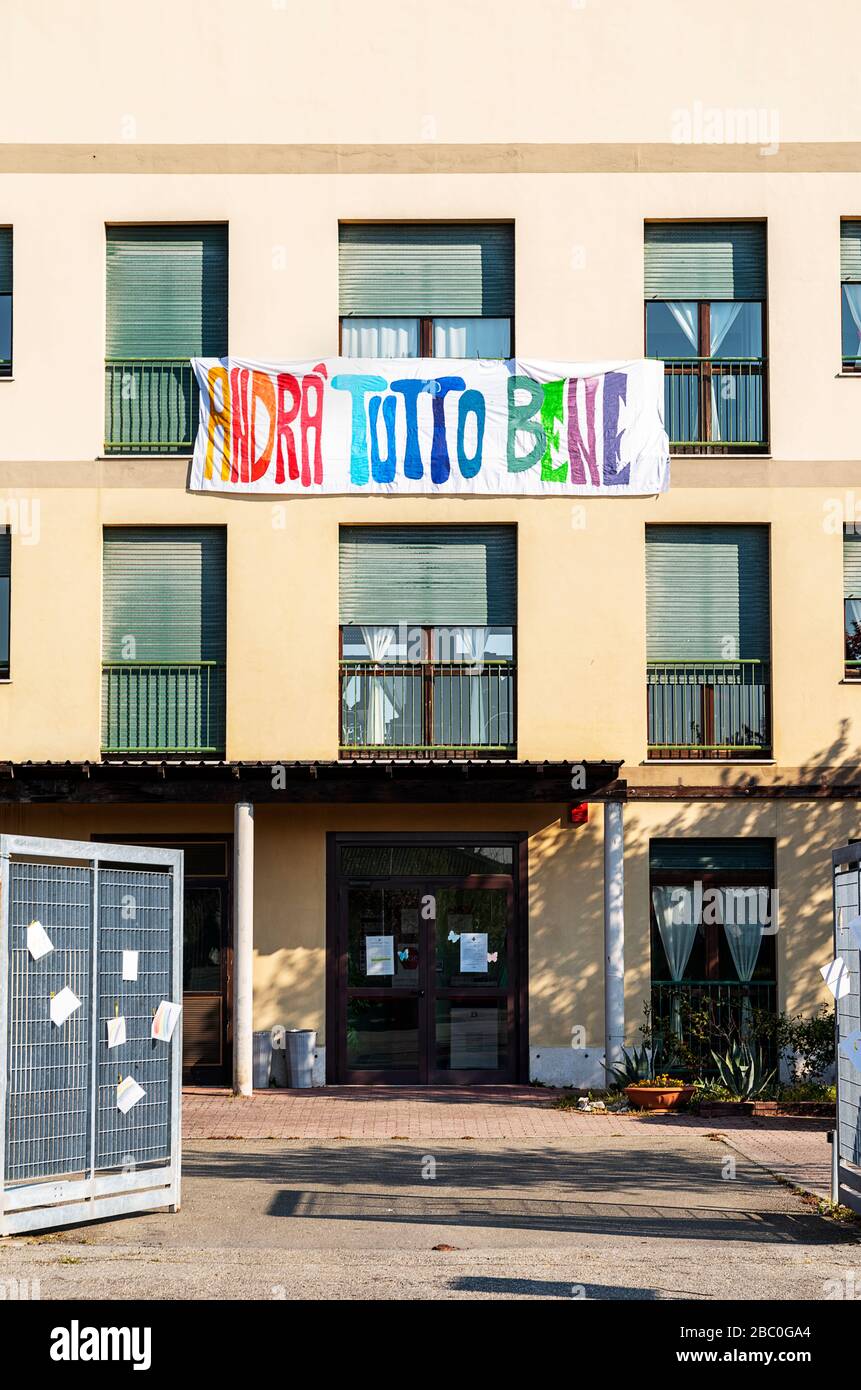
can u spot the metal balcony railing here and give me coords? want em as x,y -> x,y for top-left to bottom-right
0,358 -> 11,379
647,659 -> 771,758
660,357 -> 768,453
104,359 -> 198,454
101,662 -> 225,755
650,979 -> 777,1075
339,659 -> 516,757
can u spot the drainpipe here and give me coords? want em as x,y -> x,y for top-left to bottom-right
233,801 -> 254,1097
603,800 -> 626,1077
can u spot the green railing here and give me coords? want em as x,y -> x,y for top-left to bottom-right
651,979 -> 777,1076
104,358 -> 198,454
101,662 -> 225,755
658,357 -> 768,452
0,358 -> 11,379
340,659 -> 516,757
842,355 -> 861,372
647,659 -> 771,757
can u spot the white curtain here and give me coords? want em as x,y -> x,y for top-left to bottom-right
714,887 -> 765,1038
461,626 -> 490,744
432,318 -> 511,359
844,285 -> 861,359
652,887 -> 698,1037
359,625 -> 397,745
708,303 -> 745,442
665,301 -> 698,351
341,318 -> 419,359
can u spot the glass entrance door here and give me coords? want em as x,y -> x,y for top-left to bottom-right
338,873 -> 516,1083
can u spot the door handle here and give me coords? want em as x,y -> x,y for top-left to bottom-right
418,990 -> 426,997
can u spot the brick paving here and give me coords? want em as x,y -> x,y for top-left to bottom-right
181,1086 -> 835,1200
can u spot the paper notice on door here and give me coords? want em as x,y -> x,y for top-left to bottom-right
459,932 -> 489,973
116,1075 -> 145,1114
366,935 -> 395,976
106,1015 -> 127,1050
122,949 -> 139,982
450,1006 -> 499,1069
50,987 -> 82,1028
26,920 -> 54,960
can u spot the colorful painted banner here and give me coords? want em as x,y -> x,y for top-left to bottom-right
190,356 -> 670,496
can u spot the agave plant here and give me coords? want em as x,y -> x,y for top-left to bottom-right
608,1039 -> 678,1089
709,1041 -> 776,1099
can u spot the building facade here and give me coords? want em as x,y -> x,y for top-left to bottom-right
1,0 -> 859,1089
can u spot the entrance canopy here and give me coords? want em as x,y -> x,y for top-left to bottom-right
0,759 -> 625,805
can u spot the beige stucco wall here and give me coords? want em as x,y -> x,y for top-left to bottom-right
2,0 -> 858,146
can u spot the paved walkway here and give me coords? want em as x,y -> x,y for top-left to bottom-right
183,1087 -> 834,1199
2,1128 -> 852,1300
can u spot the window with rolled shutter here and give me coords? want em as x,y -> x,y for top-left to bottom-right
843,529 -> 861,671
101,527 -> 226,754
338,526 -> 516,756
0,228 -> 11,377
645,525 -> 771,757
644,222 -> 768,451
104,224 -> 228,453
0,529 -> 10,677
840,221 -> 861,370
339,223 -> 514,359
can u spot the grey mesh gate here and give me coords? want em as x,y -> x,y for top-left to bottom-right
832,841 -> 861,1212
0,835 -> 182,1234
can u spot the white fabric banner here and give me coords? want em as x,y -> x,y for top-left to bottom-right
189,356 -> 670,496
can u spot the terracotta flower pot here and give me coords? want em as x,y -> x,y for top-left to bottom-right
624,1083 -> 694,1112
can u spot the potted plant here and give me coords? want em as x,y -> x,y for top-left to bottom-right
624,1073 -> 694,1112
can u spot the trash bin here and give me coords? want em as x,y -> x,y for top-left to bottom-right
284,1029 -> 317,1088
269,1025 -> 289,1088
252,1030 -> 273,1089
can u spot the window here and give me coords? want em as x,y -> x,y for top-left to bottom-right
339,525 -> 516,757
0,229 -> 11,378
339,223 -> 514,359
840,221 -> 861,371
101,527 -> 226,755
0,529 -> 10,677
645,222 -> 767,452
646,525 -> 771,759
104,225 -> 228,454
649,838 -> 776,1074
844,528 -> 861,676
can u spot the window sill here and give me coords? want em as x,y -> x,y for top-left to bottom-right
840,677 -> 861,684
97,454 -> 192,462
670,451 -> 772,461
643,757 -> 776,765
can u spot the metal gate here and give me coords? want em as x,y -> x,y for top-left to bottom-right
832,840 -> 861,1212
0,835 -> 182,1234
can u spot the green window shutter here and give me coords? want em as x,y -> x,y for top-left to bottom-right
650,838 -> 773,873
841,221 -> 861,282
102,527 -> 226,661
339,224 -> 514,317
106,225 -> 228,357
644,222 -> 766,300
646,525 -> 770,661
339,525 -> 516,625
0,230 -> 11,295
843,531 -> 861,596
